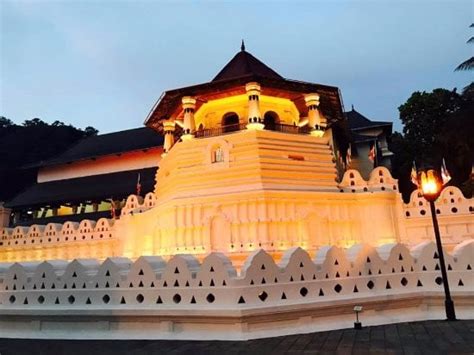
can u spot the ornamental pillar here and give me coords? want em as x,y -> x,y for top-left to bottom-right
245,82 -> 264,130
181,96 -> 196,141
304,93 -> 325,137
162,120 -> 176,156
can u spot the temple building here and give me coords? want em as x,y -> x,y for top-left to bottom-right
0,45 -> 471,264
4,128 -> 163,226
1,45 -> 396,228
0,44 -> 472,342
3,45 -> 346,227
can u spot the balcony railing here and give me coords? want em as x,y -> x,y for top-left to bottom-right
194,123 -> 313,139
195,123 -> 247,138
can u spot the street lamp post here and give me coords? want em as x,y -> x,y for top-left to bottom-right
418,168 -> 456,321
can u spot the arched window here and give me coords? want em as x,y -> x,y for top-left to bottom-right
263,111 -> 279,131
222,112 -> 240,133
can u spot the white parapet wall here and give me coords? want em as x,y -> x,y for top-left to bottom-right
0,240 -> 472,340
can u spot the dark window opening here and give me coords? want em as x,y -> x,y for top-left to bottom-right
222,113 -> 239,133
263,111 -> 279,131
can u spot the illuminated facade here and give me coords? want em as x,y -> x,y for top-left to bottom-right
0,45 -> 472,340
0,46 -> 472,264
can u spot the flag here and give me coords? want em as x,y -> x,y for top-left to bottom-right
136,173 -> 142,196
410,161 -> 419,187
110,199 -> 116,219
368,143 -> 376,164
335,149 -> 343,166
346,144 -> 352,167
441,158 -> 451,185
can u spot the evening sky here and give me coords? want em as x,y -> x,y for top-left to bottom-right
1,0 -> 472,133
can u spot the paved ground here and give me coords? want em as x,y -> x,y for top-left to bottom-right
0,320 -> 473,354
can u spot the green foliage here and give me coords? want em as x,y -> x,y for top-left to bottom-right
398,88 -> 462,164
22,118 -> 48,127
84,126 -> 99,137
0,116 -> 14,128
391,88 -> 473,201
387,132 -> 414,201
455,24 -> 474,71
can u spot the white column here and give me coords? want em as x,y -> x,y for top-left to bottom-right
245,82 -> 264,130
181,96 -> 196,141
162,120 -> 176,157
304,93 -> 325,137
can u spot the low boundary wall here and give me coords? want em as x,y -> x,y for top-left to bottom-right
0,240 -> 472,340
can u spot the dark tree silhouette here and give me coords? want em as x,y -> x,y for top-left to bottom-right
455,24 -> 474,71
0,118 -> 99,202
390,88 -> 473,201
0,116 -> 13,128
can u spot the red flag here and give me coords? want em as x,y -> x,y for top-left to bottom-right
410,161 -> 419,187
136,173 -> 142,196
368,143 -> 376,163
110,199 -> 116,219
346,144 -> 352,167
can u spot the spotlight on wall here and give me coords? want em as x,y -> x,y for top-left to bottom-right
353,305 -> 363,329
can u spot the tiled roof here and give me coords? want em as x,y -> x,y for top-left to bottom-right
6,167 -> 157,208
345,109 -> 392,130
145,49 -> 345,130
32,127 -> 163,168
212,49 -> 283,82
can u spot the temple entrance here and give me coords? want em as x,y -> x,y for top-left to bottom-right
222,112 -> 240,133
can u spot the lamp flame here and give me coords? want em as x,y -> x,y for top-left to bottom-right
420,170 -> 440,199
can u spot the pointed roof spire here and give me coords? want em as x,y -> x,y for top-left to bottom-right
351,104 -> 355,111
212,46 -> 282,82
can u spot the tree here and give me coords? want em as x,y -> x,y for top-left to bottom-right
23,118 -> 47,127
391,87 -> 473,201
455,24 -> 474,71
0,116 -> 13,128
398,88 -> 462,164
52,120 -> 65,127
0,118 -> 99,202
84,126 -> 99,136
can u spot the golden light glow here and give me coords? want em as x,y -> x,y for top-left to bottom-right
181,133 -> 194,141
310,129 -> 325,138
420,169 -> 440,198
246,122 -> 265,131
193,94 -> 300,129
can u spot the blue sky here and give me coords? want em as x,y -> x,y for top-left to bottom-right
1,0 -> 472,133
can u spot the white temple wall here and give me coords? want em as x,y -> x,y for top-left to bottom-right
1,184 -> 472,264
0,241 -> 472,340
114,189 -> 403,262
